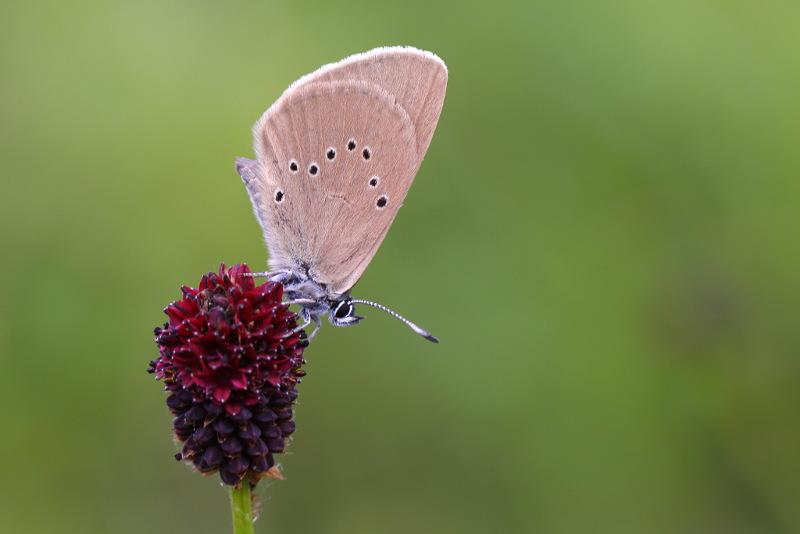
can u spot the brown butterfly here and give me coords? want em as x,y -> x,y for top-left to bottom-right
236,47 -> 447,342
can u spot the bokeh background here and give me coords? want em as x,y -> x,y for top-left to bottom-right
2,1 -> 799,533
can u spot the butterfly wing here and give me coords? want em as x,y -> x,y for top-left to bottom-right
288,46 -> 448,161
242,48 -> 447,298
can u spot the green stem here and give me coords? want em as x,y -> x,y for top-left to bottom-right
230,483 -> 256,534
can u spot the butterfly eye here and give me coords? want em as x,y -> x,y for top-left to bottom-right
376,195 -> 388,209
333,299 -> 354,319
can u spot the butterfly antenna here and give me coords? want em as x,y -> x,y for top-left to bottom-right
351,299 -> 439,343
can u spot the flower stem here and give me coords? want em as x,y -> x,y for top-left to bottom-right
230,483 -> 256,534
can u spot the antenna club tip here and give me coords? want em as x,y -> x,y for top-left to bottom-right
412,326 -> 439,343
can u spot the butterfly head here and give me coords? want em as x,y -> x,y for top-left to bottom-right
275,274 -> 363,331
329,297 -> 365,327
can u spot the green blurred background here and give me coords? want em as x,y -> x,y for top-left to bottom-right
2,1 -> 799,532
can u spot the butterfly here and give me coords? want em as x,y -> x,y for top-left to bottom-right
235,47 -> 447,342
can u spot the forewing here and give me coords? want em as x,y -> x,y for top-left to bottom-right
243,47 -> 447,298
251,80 -> 419,297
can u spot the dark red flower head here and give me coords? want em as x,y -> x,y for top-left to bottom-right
149,264 -> 307,485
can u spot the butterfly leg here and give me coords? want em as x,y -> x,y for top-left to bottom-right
283,298 -> 317,307
306,314 -> 323,340
239,271 -> 269,278
292,313 -> 322,340
239,269 -> 292,280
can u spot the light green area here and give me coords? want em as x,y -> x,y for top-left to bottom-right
2,1 -> 799,532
